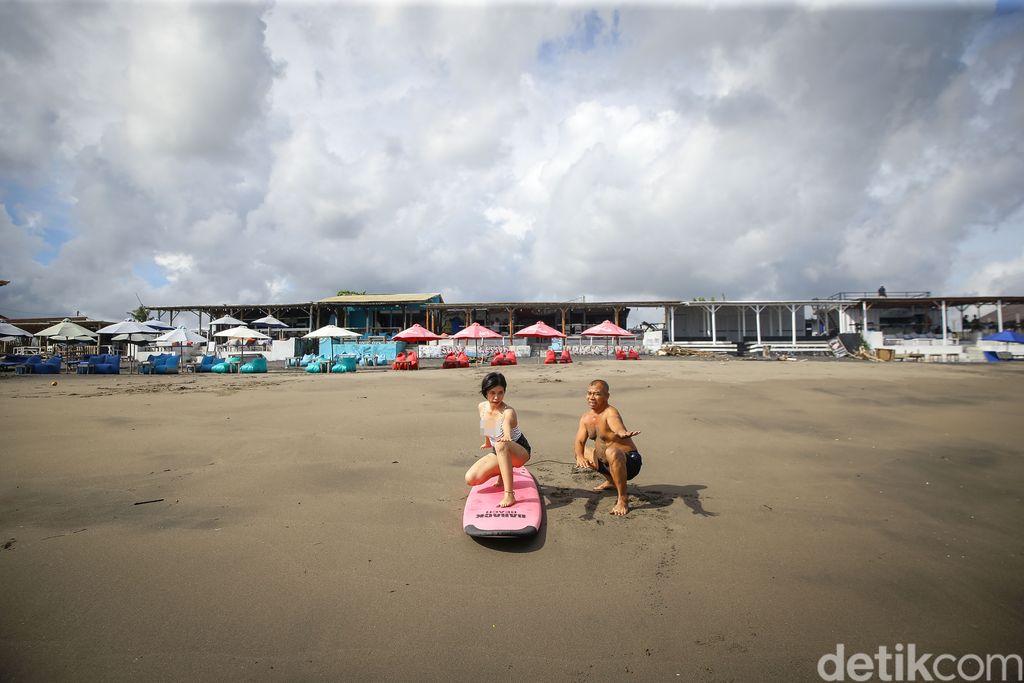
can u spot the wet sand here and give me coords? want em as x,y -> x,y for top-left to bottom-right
1,359 -> 1022,681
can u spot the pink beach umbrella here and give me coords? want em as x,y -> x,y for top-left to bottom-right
393,323 -> 443,343
452,322 -> 503,359
580,320 -> 633,356
513,321 -> 566,339
514,321 -> 566,360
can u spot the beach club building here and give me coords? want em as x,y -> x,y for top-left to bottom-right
135,290 -> 1024,362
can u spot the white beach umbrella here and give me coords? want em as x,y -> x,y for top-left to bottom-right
0,321 -> 34,338
304,325 -> 359,367
154,326 -> 209,356
36,318 -> 97,342
251,314 -> 287,328
155,326 -> 208,346
214,326 -> 271,370
252,314 -> 288,340
97,319 -> 162,357
210,315 -> 245,327
141,319 -> 175,331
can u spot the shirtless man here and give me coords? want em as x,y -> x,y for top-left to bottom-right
573,379 -> 642,516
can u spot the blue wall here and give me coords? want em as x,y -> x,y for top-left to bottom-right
317,340 -> 404,361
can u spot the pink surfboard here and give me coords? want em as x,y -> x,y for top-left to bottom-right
463,466 -> 543,538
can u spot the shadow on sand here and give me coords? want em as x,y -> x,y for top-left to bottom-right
470,502 -> 548,553
542,482 -> 718,520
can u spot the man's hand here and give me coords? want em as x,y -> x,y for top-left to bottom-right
616,430 -> 640,439
575,452 -> 597,470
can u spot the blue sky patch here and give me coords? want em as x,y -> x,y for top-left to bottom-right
537,9 -> 620,66
132,260 -> 169,289
1,180 -> 75,266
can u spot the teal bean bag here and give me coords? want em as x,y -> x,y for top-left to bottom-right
239,357 -> 268,374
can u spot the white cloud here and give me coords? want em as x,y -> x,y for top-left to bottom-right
1,2 -> 1022,322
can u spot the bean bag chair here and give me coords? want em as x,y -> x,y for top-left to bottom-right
490,353 -> 506,366
442,353 -> 459,369
406,351 -> 418,370
628,348 -> 640,360
457,351 -> 470,368
392,351 -> 407,370
615,348 -> 627,360
31,355 -> 62,374
239,356 -> 268,373
504,350 -> 517,365
305,361 -> 322,373
544,349 -> 557,364
559,349 -> 573,364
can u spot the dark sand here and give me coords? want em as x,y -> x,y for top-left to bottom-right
2,359 -> 1022,681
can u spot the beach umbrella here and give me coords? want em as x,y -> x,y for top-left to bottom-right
982,330 -> 1024,343
141,319 -> 175,331
513,321 -> 566,338
210,315 -> 245,327
251,314 -> 288,340
393,323 -> 442,343
154,327 -> 208,345
304,325 -> 359,371
214,326 -> 271,370
97,319 -> 163,358
580,320 -> 632,356
452,322 -> 503,359
154,326 -> 209,357
251,314 -> 287,328
36,318 -> 98,342
0,321 -> 34,338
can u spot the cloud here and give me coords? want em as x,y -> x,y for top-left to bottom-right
1,2 -> 1022,323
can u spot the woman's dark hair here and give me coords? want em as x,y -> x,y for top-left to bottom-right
481,372 -> 507,396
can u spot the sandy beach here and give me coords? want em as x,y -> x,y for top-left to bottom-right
1,358 -> 1022,681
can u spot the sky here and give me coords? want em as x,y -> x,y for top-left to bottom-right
1,0 -> 1023,325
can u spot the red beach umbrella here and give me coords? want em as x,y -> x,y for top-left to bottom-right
452,322 -> 504,360
452,322 -> 504,339
513,321 -> 566,339
393,323 -> 443,343
580,320 -> 633,356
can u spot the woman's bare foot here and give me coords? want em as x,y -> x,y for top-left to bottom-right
498,491 -> 516,508
492,475 -> 504,491
592,481 -> 615,492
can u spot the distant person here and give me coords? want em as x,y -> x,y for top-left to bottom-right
877,285 -> 887,297
465,372 -> 531,508
573,379 -> 642,516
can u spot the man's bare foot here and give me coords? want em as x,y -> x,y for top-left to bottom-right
592,481 -> 615,492
498,491 -> 516,508
610,498 -> 629,516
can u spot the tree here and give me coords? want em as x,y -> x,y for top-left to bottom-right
336,289 -> 367,296
128,304 -> 149,322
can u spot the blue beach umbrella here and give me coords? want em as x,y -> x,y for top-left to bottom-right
982,330 -> 1024,343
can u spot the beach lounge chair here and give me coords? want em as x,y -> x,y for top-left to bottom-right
196,355 -> 223,373
27,355 -> 62,374
83,353 -> 121,374
151,354 -> 180,374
